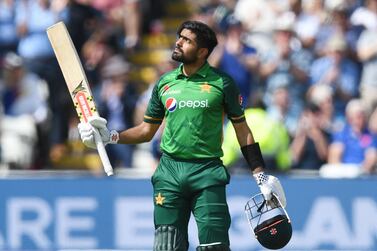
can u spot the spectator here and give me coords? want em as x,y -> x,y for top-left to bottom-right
293,0 -> 327,50
0,52 -> 49,169
0,0 -> 18,59
62,0 -> 103,55
356,26 -> 377,114
310,34 -> 360,123
259,12 -> 312,118
266,86 -> 299,137
15,0 -> 73,164
290,102 -> 330,170
350,0 -> 377,31
315,2 -> 363,59
369,106 -> 377,135
209,15 -> 259,107
81,32 -> 120,97
307,84 -> 337,133
233,0 -> 287,58
96,55 -> 138,168
222,104 -> 291,173
15,0 -> 63,64
327,99 -> 377,174
234,0 -> 288,35
91,0 -> 140,50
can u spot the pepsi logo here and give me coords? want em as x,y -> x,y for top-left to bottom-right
165,97 -> 177,112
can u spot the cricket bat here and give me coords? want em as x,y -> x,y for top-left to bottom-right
46,21 -> 114,176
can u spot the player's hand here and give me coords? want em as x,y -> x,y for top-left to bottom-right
253,172 -> 287,207
78,117 -> 119,149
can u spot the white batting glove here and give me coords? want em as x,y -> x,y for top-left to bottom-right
77,116 -> 119,149
253,172 -> 287,208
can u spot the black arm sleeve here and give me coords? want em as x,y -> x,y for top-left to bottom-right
241,143 -> 266,171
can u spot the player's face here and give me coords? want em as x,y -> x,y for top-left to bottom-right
172,28 -> 200,64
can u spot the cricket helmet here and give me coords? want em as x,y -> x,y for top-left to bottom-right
245,193 -> 292,250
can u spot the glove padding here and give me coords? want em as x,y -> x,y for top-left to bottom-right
254,172 -> 287,208
78,116 -> 119,149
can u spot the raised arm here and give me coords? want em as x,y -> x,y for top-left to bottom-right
78,117 -> 161,149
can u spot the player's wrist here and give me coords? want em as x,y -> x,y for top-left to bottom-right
108,130 -> 119,144
241,143 -> 266,171
252,167 -> 264,175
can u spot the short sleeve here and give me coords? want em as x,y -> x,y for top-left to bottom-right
356,30 -> 372,51
223,76 -> 245,123
144,83 -> 164,124
331,127 -> 345,144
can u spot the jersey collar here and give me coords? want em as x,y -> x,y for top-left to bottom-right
176,62 -> 210,79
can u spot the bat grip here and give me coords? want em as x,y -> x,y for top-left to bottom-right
93,129 -> 114,176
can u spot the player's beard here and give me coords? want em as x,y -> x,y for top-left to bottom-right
172,47 -> 197,64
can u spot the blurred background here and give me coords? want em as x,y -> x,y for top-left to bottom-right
0,0 -> 376,250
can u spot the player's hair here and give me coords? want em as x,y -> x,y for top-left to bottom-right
177,20 -> 218,58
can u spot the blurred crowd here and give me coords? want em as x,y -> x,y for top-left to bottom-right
0,0 -> 376,177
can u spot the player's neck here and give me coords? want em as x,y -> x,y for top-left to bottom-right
182,60 -> 206,77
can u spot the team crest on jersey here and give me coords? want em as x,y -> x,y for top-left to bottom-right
200,82 -> 211,93
155,192 -> 165,205
165,97 -> 177,112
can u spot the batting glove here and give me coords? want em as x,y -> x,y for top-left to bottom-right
78,117 -> 119,149
254,172 -> 287,208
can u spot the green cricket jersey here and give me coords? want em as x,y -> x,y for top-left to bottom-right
144,62 -> 245,159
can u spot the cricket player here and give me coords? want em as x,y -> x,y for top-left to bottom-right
78,20 -> 286,251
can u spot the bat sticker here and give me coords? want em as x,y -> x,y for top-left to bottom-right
71,80 -> 86,97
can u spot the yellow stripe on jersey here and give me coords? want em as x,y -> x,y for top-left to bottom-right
230,114 -> 245,123
144,115 -> 163,124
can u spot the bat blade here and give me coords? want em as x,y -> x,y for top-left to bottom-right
47,21 -> 113,176
46,22 -> 96,122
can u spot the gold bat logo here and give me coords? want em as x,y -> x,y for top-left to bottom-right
71,80 -> 86,97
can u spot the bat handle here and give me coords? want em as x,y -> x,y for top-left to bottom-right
93,130 -> 114,176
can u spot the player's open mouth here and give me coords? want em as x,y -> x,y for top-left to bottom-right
174,47 -> 183,53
